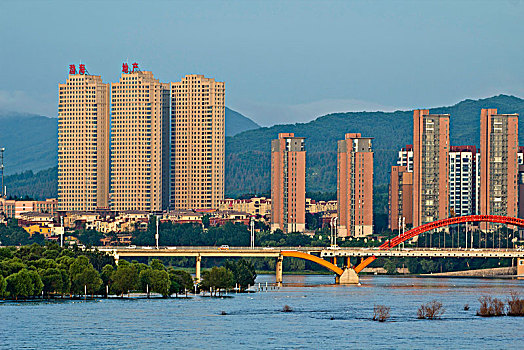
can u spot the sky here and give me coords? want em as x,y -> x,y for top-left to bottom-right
0,0 -> 522,126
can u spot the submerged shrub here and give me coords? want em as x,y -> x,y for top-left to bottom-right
372,305 -> 391,322
417,300 -> 445,320
507,292 -> 524,317
477,296 -> 505,317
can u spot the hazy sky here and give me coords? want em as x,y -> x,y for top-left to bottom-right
0,0 -> 522,126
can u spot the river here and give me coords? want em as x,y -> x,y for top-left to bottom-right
1,275 -> 523,349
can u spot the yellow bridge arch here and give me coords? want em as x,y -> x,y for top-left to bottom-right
281,250 -> 344,275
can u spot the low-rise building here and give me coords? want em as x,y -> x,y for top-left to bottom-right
306,199 -> 337,213
0,198 -> 57,218
210,210 -> 251,226
163,210 -> 204,224
218,197 -> 271,217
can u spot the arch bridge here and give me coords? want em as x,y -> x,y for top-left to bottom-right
99,215 -> 524,285
352,215 -> 524,273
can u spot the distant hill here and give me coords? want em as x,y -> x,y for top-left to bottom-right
3,95 -> 524,200
0,112 -> 58,175
0,107 -> 259,175
4,167 -> 57,200
225,107 -> 260,136
225,94 -> 524,196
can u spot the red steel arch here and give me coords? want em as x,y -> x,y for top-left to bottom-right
354,215 -> 524,272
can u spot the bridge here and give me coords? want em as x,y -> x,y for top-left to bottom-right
97,215 -> 524,285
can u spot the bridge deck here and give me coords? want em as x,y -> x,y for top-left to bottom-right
321,248 -> 524,259
98,247 -> 323,258
97,246 -> 524,259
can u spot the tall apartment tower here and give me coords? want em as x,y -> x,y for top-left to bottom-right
337,133 -> 374,237
413,110 -> 450,227
57,65 -> 110,211
171,75 -> 225,209
111,65 -> 170,212
271,133 -> 306,233
479,108 -> 518,224
389,165 -> 413,231
449,146 -> 479,217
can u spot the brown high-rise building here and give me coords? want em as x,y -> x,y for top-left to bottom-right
480,108 -> 518,226
389,165 -> 413,231
413,109 -> 450,227
58,65 -> 110,211
171,75 -> 225,209
271,133 -> 306,233
110,66 -> 170,212
337,133 -> 374,237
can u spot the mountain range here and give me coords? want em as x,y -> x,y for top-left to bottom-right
0,107 -> 260,175
3,95 -> 524,202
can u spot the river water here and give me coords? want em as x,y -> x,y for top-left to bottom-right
1,275 -> 523,349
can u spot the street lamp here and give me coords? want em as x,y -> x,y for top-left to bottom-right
330,216 -> 338,247
0,147 -> 4,198
60,215 -> 64,248
155,216 -> 159,249
250,216 -> 255,249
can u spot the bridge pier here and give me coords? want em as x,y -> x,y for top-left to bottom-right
196,256 -> 201,283
276,256 -> 283,284
337,268 -> 359,284
518,258 -> 524,280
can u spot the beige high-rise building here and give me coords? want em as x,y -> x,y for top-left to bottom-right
171,75 -> 225,209
111,67 -> 170,212
58,65 -> 110,211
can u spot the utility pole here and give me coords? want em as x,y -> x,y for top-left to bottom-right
465,221 -> 468,250
333,217 -> 338,247
330,217 -> 334,246
60,216 -> 64,248
402,216 -> 405,250
155,216 -> 159,249
0,147 -> 5,198
250,216 -> 255,249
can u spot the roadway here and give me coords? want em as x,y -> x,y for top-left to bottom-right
321,247 -> 524,259
97,246 -> 524,259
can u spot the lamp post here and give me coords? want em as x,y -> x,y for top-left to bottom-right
250,216 -> 255,249
155,216 -> 159,249
333,217 -> 338,247
329,216 -> 338,248
0,147 -> 4,198
60,216 -> 64,248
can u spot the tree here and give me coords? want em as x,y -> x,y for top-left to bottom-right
202,214 -> 211,229
150,259 -> 165,271
76,230 -> 104,246
225,259 -> 256,291
168,268 -> 193,296
111,262 -> 139,297
69,256 -> 102,296
39,267 -> 64,296
200,266 -> 234,296
0,275 -> 7,298
0,258 -> 26,277
28,269 -> 43,296
100,264 -> 114,296
6,269 -> 34,300
383,259 -> 397,275
139,268 -> 170,297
